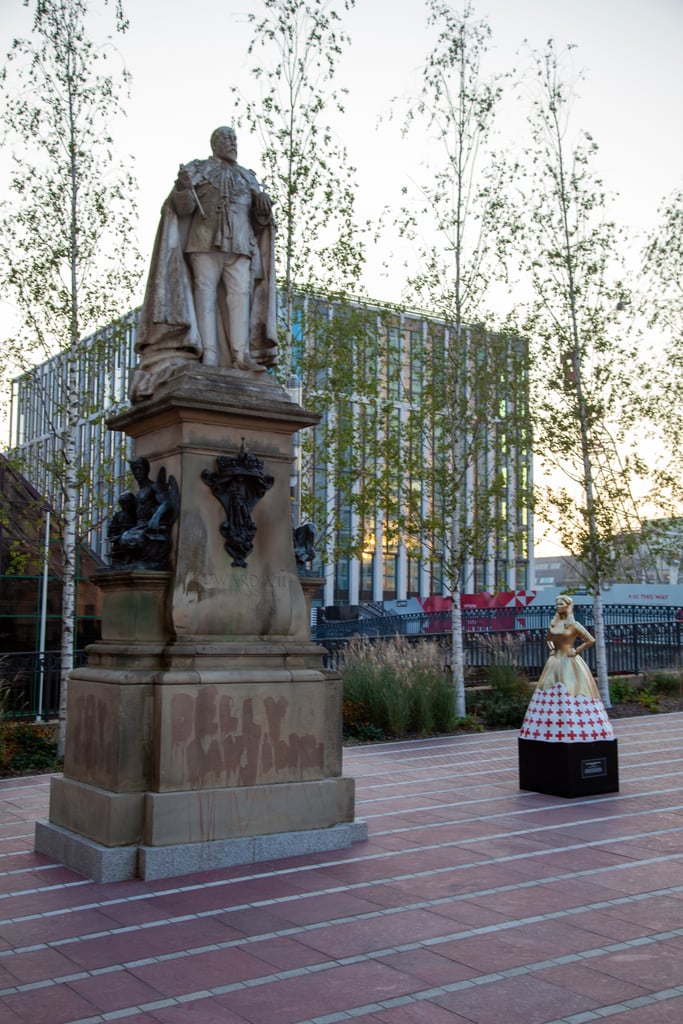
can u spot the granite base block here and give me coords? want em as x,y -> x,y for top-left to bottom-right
35,820 -> 138,883
35,818 -> 369,883
139,820 -> 369,880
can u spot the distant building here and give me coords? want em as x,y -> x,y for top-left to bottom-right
533,519 -> 683,591
0,454 -> 101,654
533,555 -> 584,591
7,296 -> 533,609
290,295 -> 533,605
609,519 -> 683,585
7,315 -> 136,558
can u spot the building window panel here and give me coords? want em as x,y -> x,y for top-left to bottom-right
10,300 -> 532,600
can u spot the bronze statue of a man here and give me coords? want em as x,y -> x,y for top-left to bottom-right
130,127 -> 277,401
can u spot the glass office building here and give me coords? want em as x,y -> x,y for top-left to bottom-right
8,297 -> 533,608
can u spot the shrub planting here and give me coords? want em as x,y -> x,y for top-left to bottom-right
609,672 -> 682,713
0,678 -> 61,777
341,635 -> 456,739
0,721 -> 59,776
466,633 -> 534,728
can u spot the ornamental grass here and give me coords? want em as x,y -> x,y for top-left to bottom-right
341,634 -> 457,739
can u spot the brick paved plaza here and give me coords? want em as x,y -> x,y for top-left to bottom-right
1,713 -> 682,1023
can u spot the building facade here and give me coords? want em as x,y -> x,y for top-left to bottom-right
8,315 -> 137,558
291,295 -> 533,606
8,297 -> 533,609
534,519 -> 683,591
0,455 -> 102,656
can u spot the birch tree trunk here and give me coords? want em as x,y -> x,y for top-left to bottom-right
592,590 -> 610,707
0,1 -> 140,755
451,586 -> 467,719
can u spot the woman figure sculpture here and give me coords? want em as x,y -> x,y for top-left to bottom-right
519,592 -> 614,748
536,594 -> 599,699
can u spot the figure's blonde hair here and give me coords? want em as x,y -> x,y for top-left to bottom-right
550,594 -> 576,627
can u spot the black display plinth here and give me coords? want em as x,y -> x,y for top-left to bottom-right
518,737 -> 619,798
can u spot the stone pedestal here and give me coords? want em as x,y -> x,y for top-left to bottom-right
36,369 -> 366,881
518,738 -> 619,799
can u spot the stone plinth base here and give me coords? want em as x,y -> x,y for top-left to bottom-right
45,770 -> 355,846
36,371 -> 363,881
36,817 -> 368,883
144,776 -> 355,845
37,632 -> 363,879
518,737 -> 619,798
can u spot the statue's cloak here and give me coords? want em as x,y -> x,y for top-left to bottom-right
129,184 -> 277,402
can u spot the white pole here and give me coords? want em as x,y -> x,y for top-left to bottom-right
36,509 -> 50,723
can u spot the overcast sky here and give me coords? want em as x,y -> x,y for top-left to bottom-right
2,0 -> 682,310
1,0 -> 681,552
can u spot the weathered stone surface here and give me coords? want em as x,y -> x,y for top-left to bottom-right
96,570 -> 172,642
47,776 -> 145,846
152,677 -> 339,792
143,777 -> 355,846
62,673 -> 153,792
37,369 -> 363,880
110,370 -> 317,640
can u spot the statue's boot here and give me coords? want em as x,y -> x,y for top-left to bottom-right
232,341 -> 266,372
235,352 -> 266,372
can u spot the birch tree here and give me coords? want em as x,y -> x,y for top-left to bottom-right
291,296 -> 389,576
641,189 -> 683,502
512,42 -> 655,705
0,0 -> 141,753
392,1 -> 520,717
642,188 -> 683,352
230,0 -> 364,362
231,0 -> 380,588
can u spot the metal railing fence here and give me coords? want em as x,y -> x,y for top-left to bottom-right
1,605 -> 681,717
0,649 -> 88,721
315,605 -> 683,678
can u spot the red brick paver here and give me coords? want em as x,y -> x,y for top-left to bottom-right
1,713 -> 682,1024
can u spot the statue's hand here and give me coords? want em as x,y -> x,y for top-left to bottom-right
176,164 -> 193,191
252,191 -> 272,218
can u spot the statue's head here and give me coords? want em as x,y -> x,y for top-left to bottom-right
119,490 -> 136,513
211,126 -> 237,161
556,594 -> 574,616
130,456 -> 150,482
